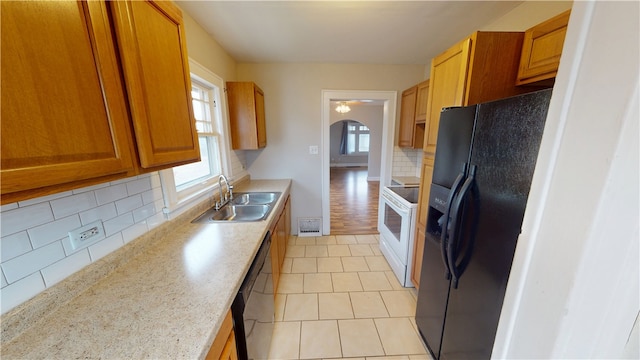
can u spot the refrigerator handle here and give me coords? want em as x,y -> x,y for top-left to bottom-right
439,163 -> 468,280
447,165 -> 477,289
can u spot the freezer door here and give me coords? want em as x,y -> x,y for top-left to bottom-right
431,106 -> 477,189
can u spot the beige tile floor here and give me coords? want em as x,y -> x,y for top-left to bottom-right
267,234 -> 433,360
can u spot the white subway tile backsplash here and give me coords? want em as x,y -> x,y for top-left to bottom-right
95,184 -> 128,205
79,203 -> 118,225
132,203 -> 156,223
149,173 -> 162,189
2,241 -> 65,283
126,178 -> 152,195
122,223 -> 148,244
146,212 -> 166,230
18,191 -> 72,207
50,192 -> 97,219
0,203 -> 53,238
88,233 -> 124,262
103,213 -> 135,237
0,170 -> 168,313
0,203 -> 18,212
1,272 -> 46,314
115,195 -> 143,215
1,232 -> 32,262
41,250 -> 91,287
142,188 -> 163,205
71,182 -> 109,194
27,215 -> 81,249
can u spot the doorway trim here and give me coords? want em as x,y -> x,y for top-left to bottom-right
321,90 -> 397,235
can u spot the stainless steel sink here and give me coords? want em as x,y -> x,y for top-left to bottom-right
192,192 -> 281,223
231,192 -> 281,205
192,204 -> 272,223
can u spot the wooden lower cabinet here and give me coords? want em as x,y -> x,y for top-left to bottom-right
206,310 -> 238,360
269,195 -> 291,296
411,155 -> 434,289
411,226 -> 426,288
270,219 -> 281,295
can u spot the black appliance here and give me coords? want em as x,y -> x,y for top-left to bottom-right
415,89 -> 552,359
232,231 -> 274,360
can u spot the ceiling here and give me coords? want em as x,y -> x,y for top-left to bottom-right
177,1 -> 525,65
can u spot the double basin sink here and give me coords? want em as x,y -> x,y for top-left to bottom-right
192,192 -> 281,223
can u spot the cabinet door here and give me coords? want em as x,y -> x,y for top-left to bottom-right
284,196 -> 291,241
414,80 -> 430,124
412,155 -> 434,289
270,224 -> 281,296
398,86 -> 418,148
111,0 -> 200,169
219,331 -> 238,360
411,226 -> 426,289
424,38 -> 471,155
1,1 -> 134,201
228,82 -> 267,150
255,87 -> 267,148
517,10 -> 571,85
277,212 -> 287,269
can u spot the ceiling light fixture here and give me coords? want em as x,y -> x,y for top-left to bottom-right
335,102 -> 351,114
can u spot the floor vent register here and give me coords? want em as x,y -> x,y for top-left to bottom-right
297,217 -> 322,237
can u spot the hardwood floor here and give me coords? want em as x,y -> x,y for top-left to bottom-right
330,167 -> 379,235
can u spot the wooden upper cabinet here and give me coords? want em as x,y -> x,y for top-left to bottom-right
1,1 -> 135,202
1,0 -> 199,205
517,10 -> 571,86
227,82 -> 267,150
110,0 -> 200,169
414,80 -> 430,124
424,37 -> 471,154
398,85 -> 418,148
398,80 -> 429,149
423,31 -> 527,155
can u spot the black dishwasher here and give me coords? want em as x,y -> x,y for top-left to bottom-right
231,231 -> 274,360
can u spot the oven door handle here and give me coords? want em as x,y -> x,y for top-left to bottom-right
439,163 -> 468,280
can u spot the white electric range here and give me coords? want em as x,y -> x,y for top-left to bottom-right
378,185 -> 419,287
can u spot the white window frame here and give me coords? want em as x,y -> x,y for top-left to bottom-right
347,121 -> 370,155
159,59 -> 233,217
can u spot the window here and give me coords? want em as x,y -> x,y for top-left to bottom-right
172,81 -> 221,191
160,60 -> 230,215
347,121 -> 370,155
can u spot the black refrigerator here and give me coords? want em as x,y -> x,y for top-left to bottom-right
415,89 -> 552,360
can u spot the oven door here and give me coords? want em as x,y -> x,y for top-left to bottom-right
379,191 -> 412,264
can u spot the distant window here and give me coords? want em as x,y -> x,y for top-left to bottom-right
347,121 -> 370,155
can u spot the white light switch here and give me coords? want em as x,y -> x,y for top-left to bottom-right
309,145 -> 319,155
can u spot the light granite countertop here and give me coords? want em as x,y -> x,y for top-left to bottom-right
1,179 -> 291,359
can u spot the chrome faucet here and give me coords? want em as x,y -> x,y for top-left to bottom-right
215,174 -> 233,210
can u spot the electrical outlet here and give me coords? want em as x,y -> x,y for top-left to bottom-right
309,145 -> 319,155
69,220 -> 106,250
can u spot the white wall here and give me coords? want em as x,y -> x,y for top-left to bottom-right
236,63 -> 424,225
480,0 -> 573,31
493,1 -> 639,358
